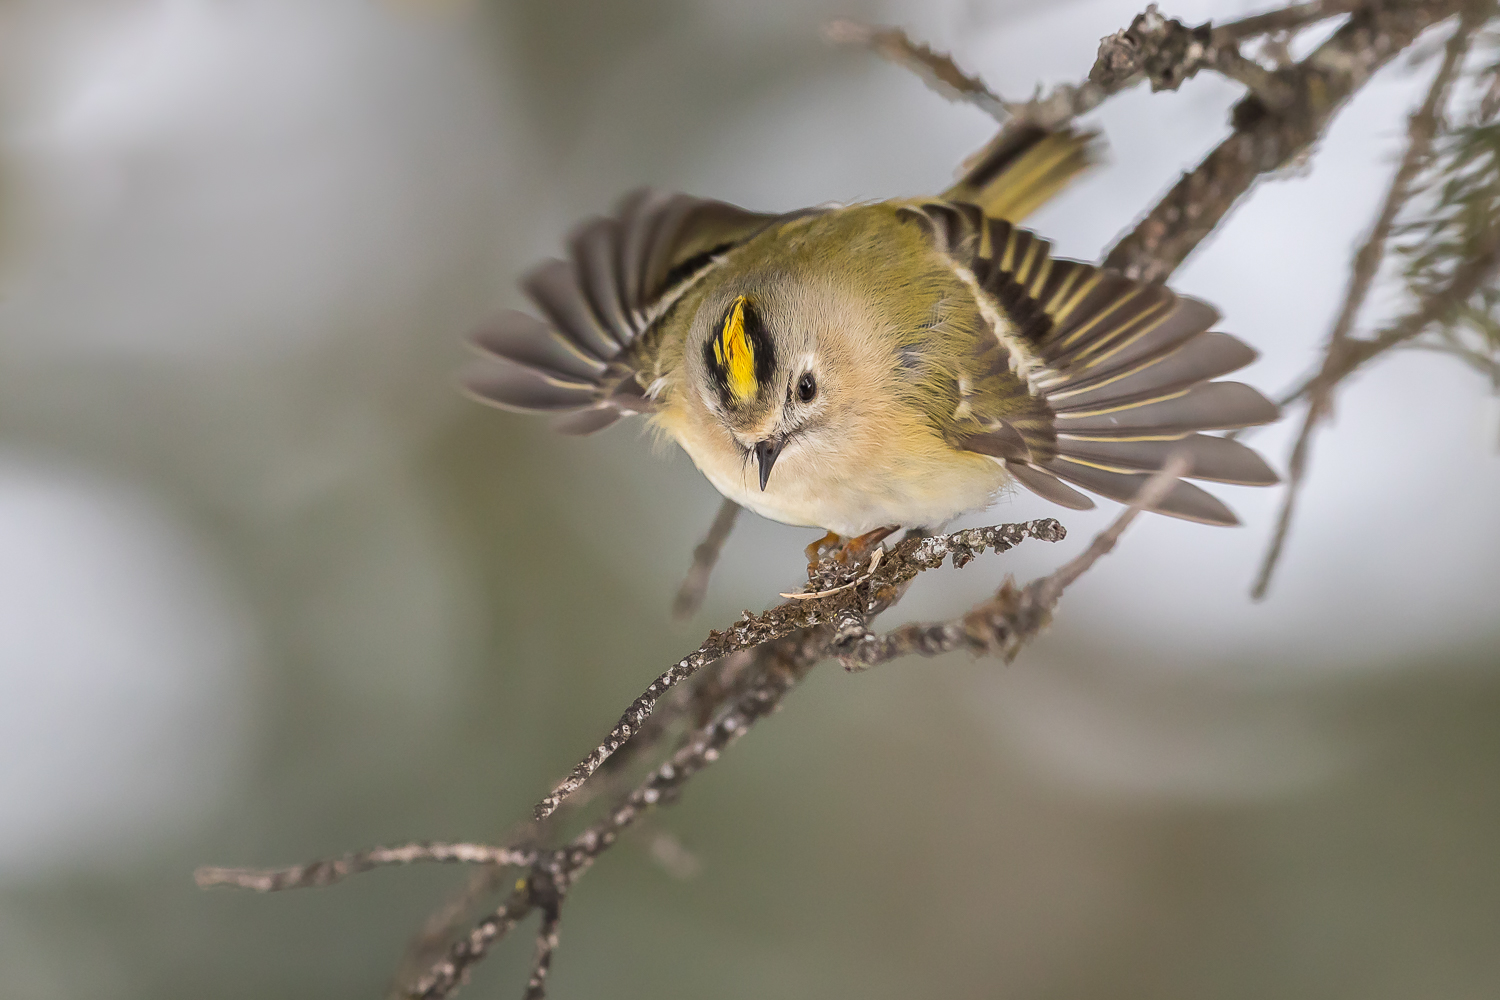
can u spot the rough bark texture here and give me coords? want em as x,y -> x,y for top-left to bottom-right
1105,0 -> 1463,282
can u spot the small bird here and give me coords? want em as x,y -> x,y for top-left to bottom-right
465,127 -> 1279,547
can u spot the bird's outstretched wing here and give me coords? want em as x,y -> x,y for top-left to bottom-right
464,191 -> 783,434
906,201 -> 1280,526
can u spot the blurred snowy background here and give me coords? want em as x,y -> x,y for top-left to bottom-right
1,1 -> 1497,997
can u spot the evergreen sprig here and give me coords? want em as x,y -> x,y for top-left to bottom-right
1399,39 -> 1500,390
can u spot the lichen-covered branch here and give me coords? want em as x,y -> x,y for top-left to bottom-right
831,1 -> 1356,177
530,517 -> 1064,822
835,457 -> 1190,670
386,865 -> 515,1000
312,498 -> 1168,999
195,842 -> 536,893
1214,0 -> 1371,40
198,519 -> 1064,999
522,904 -> 562,1000
409,886 -> 530,999
405,624 -> 834,999
948,0 -> 1380,203
1105,0 -> 1465,282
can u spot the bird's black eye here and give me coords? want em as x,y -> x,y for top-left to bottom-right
796,372 -> 817,403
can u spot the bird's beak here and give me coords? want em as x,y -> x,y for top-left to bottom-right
753,436 -> 785,491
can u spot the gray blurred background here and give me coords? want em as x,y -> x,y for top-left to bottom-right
2,1 -> 1498,997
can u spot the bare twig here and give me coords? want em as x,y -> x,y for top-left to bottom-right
1252,7 -> 1480,599
1358,235 -> 1500,355
1247,239 -> 1500,590
409,887 -> 530,1000
387,865 -> 514,1000
1270,226 -> 1500,413
1213,44 -> 1301,107
1214,0 -> 1370,41
1254,214 -> 1500,378
672,498 -> 740,620
522,892 -> 561,1000
1031,455 -> 1191,607
1105,0 -> 1464,282
194,842 -> 535,893
824,20 -> 1009,120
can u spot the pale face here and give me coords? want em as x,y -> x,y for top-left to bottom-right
683,272 -> 882,494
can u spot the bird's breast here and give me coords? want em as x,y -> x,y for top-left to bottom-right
655,403 -> 1009,536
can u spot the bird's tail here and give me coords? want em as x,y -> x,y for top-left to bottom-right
943,124 -> 1098,222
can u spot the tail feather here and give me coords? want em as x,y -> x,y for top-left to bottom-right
945,124 -> 1098,222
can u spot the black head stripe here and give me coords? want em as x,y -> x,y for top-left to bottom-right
703,297 -> 776,409
743,301 -> 775,390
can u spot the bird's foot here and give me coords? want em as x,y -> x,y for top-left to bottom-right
805,530 -> 841,574
804,526 -> 897,588
836,526 -> 898,567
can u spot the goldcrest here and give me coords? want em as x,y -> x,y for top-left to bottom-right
465,127 -> 1279,539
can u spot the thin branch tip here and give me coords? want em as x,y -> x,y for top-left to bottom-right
673,498 -> 740,620
196,843 -> 537,895
826,19 -> 1010,120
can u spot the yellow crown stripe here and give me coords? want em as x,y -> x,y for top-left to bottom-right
720,296 -> 758,401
